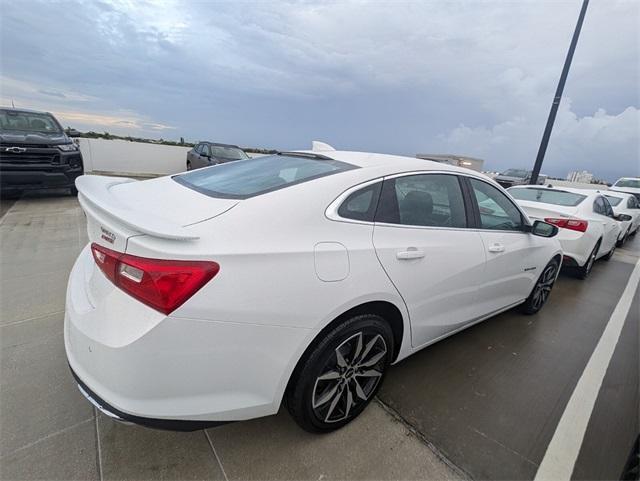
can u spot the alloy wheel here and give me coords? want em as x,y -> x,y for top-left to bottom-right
531,262 -> 558,311
311,331 -> 387,423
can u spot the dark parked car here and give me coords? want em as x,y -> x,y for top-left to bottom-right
494,169 -> 547,188
186,142 -> 249,170
0,108 -> 83,197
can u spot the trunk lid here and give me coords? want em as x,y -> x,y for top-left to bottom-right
77,175 -> 238,252
516,200 -> 579,221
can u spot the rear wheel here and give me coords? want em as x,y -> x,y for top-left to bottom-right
70,186 -> 78,196
286,314 -> 393,433
617,227 -> 630,247
521,259 -> 559,314
575,241 -> 599,279
603,243 -> 616,261
186,161 -> 192,171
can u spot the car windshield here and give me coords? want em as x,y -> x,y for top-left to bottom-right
501,169 -> 529,178
615,179 -> 640,189
174,154 -> 356,199
508,188 -> 586,206
0,110 -> 62,133
210,145 -> 249,160
604,195 -> 623,206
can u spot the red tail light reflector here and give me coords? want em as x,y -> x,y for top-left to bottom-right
90,243 -> 219,314
544,217 -> 588,233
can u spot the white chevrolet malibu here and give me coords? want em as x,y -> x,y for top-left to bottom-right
508,185 -> 628,279
65,148 -> 562,432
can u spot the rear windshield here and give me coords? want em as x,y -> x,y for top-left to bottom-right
0,110 -> 62,133
615,179 -> 640,189
174,154 -> 356,199
604,195 -> 623,206
508,187 -> 586,206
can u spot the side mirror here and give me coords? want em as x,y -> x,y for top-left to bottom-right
615,213 -> 633,222
530,220 -> 558,238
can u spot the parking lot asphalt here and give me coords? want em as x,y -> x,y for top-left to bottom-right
1,193 -> 638,481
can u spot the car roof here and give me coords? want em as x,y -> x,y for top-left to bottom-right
199,141 -> 242,148
604,191 -> 632,199
509,184 -> 600,196
293,149 -> 490,178
0,107 -> 53,115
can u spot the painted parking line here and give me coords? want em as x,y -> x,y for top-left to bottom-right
535,258 -> 640,481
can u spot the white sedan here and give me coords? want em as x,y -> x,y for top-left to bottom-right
603,192 -> 640,243
508,185 -> 629,279
65,147 -> 562,432
610,177 -> 640,201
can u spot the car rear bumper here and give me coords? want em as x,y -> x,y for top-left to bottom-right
64,245 -> 311,427
69,364 -> 229,431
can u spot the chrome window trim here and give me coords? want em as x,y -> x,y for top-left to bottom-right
326,169 -> 533,233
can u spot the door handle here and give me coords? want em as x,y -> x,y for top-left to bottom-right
488,243 -> 505,253
396,248 -> 425,260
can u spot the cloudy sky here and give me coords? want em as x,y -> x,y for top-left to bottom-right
1,0 -> 638,180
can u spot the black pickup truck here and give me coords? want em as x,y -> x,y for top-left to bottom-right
0,108 -> 83,197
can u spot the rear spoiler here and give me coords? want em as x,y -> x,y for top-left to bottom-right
76,175 -> 199,240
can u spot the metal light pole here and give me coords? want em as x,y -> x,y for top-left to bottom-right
529,0 -> 590,185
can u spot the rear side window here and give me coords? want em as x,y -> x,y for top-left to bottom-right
509,187 -> 586,206
376,174 -> 467,228
337,182 -> 382,222
174,154 -> 356,199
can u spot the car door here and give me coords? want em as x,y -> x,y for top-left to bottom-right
372,173 -> 486,348
466,177 -> 547,315
593,196 -> 618,254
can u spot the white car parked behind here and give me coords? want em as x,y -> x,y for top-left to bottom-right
610,177 -> 640,202
65,148 -> 562,433
508,185 -> 629,279
603,192 -> 640,244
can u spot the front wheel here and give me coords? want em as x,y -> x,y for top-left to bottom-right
286,314 -> 393,433
521,259 -> 559,315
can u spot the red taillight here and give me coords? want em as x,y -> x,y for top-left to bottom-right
91,243 -> 219,314
544,217 -> 588,233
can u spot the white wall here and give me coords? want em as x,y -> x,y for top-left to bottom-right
77,138 -> 191,176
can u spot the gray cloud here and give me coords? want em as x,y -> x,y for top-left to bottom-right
0,0 -> 637,180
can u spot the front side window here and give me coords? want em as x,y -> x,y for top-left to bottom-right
469,178 -> 523,231
628,197 -> 638,209
337,182 -> 382,222
593,197 -> 606,215
603,197 -> 614,217
174,154 -> 356,199
376,174 -> 467,228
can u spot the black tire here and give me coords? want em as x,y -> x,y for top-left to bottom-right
603,243 -> 616,261
70,186 -> 78,196
575,241 -> 600,280
617,227 -> 630,247
286,314 -> 394,433
186,161 -> 192,171
521,258 -> 560,315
